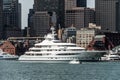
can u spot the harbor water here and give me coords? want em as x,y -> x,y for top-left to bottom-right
0,61 -> 120,80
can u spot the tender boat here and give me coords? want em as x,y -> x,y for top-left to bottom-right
69,60 -> 81,64
0,51 -> 19,60
19,27 -> 106,63
101,50 -> 120,61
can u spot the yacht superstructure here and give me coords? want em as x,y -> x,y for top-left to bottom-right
19,27 -> 106,63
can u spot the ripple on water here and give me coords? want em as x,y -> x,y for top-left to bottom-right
0,61 -> 120,80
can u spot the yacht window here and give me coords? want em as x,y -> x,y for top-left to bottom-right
47,53 -> 50,55
36,54 -> 42,56
26,54 -> 30,55
35,46 -> 41,48
55,57 -> 57,59
48,46 -> 51,48
51,57 -> 53,59
57,53 -> 79,55
31,54 -> 34,56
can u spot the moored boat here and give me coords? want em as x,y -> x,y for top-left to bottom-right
19,27 -> 107,63
69,60 -> 81,64
101,50 -> 120,61
0,50 -> 19,60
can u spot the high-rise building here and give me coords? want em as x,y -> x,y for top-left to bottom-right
117,0 -> 120,32
3,0 -> 21,28
77,0 -> 87,7
65,7 -> 84,28
28,9 -> 34,28
65,7 -> 95,29
65,0 -> 87,10
65,0 -> 77,10
18,3 -> 21,29
95,0 -> 118,32
2,0 -> 22,39
34,0 -> 65,28
0,0 -> 3,38
28,9 -> 35,36
33,11 -> 50,37
32,0 -> 87,37
65,0 -> 89,28
84,8 -> 95,27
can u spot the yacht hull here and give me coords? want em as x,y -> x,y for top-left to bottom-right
19,51 -> 106,62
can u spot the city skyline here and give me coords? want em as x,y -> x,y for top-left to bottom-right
19,0 -> 95,29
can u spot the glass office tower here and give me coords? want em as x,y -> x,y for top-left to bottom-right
77,0 -> 87,7
34,0 -> 65,28
95,0 -> 118,32
0,0 -> 3,38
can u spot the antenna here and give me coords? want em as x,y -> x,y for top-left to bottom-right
58,24 -> 61,29
50,26 -> 55,34
50,26 -> 57,40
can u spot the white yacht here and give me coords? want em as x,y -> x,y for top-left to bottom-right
19,27 -> 106,63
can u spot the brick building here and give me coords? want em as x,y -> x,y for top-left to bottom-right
0,41 -> 16,55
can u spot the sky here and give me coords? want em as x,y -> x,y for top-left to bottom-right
19,0 -> 95,29
19,0 -> 34,29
